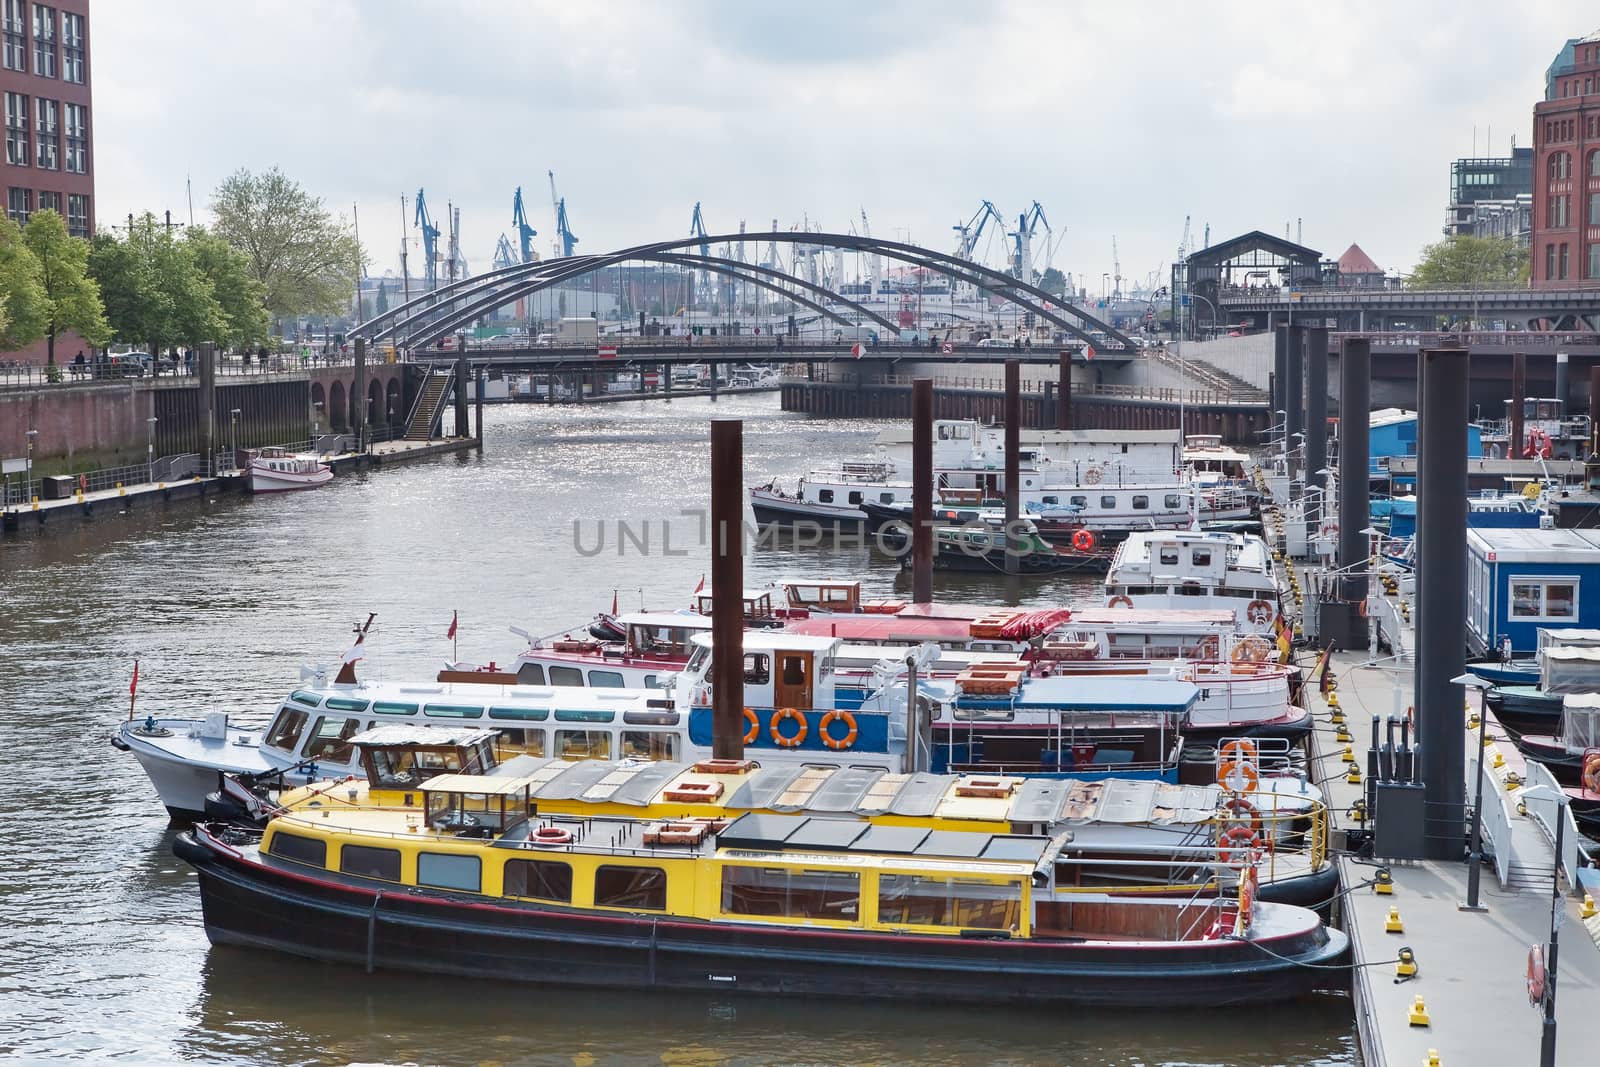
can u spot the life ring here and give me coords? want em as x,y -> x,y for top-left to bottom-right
1582,752 -> 1600,795
1319,521 -> 1339,540
1246,600 -> 1274,626
742,707 -> 760,746
1084,466 -> 1103,485
1528,944 -> 1547,1006
1106,595 -> 1134,609
1219,739 -> 1259,764
770,707 -> 808,748
1224,795 -> 1263,835
1217,759 -> 1260,794
1071,529 -> 1096,552
819,709 -> 858,751
1218,823 -> 1262,868
1231,636 -> 1271,663
531,825 -> 573,847
1195,635 -> 1221,660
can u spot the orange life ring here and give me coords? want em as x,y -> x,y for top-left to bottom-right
1084,466 -> 1103,485
1528,944 -> 1547,1006
1218,823 -> 1262,868
1246,600 -> 1274,626
1231,636 -> 1271,663
770,707 -> 808,748
1071,529 -> 1096,552
1224,795 -> 1263,835
1582,752 -> 1600,795
1219,739 -> 1259,764
1106,595 -> 1134,609
1195,635 -> 1221,660
531,825 -> 573,847
819,709 -> 858,750
1217,759 -> 1260,793
742,707 -> 760,746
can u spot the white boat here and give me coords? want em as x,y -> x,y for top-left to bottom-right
247,447 -> 332,493
1104,530 -> 1286,634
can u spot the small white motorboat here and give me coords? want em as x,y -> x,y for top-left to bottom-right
247,447 -> 332,493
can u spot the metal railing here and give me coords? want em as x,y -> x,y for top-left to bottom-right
1333,330 -> 1600,348
862,372 -> 1264,406
1468,754 -> 1515,890
1519,759 -> 1590,887
0,350 -> 401,392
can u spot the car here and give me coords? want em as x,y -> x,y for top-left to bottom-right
131,351 -> 178,375
96,353 -> 147,378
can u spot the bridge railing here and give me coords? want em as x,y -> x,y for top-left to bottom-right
862,372 -> 1263,406
1332,330 -> 1600,348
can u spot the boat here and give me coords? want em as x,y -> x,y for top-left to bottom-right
1475,397 -> 1591,461
173,744 -> 1346,1006
246,447 -> 332,493
875,510 -> 1113,575
1467,628 -> 1600,689
1484,646 -> 1600,742
1512,694 -> 1600,785
1103,530 -> 1287,633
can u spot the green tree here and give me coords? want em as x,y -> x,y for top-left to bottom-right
1411,234 -> 1529,286
209,167 -> 363,318
375,278 -> 389,315
87,213 -> 224,358
1036,267 -> 1068,298
182,226 -> 269,348
22,209 -> 109,365
0,217 -> 48,352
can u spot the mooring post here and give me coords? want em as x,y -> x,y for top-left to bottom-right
1005,359 -> 1021,574
1285,325 -> 1305,499
197,342 -> 215,476
1510,351 -> 1526,458
1057,350 -> 1072,430
1556,351 -> 1570,420
1589,364 -> 1600,456
1272,320 -> 1287,422
710,419 -> 745,760
1415,343 -> 1469,860
1306,324 -> 1330,514
454,340 -> 469,438
1335,338 -> 1371,650
475,368 -> 485,450
353,338 -> 368,452
913,377 -> 934,603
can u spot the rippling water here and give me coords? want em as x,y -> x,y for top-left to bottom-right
0,395 -> 1356,1064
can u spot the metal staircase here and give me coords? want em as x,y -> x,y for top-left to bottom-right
404,366 -> 455,441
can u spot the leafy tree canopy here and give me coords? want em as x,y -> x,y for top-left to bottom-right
1411,234 -> 1529,286
0,216 -> 48,351
183,226 -> 270,348
210,167 -> 362,318
23,209 -> 109,362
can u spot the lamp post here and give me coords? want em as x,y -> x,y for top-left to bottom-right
1453,671 -> 1491,912
312,401 -> 323,451
24,427 -> 38,504
145,416 -> 157,483
230,408 -> 240,472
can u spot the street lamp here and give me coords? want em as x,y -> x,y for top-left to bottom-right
312,401 -> 324,450
24,427 -> 38,504
1452,671 -> 1491,912
145,417 -> 157,483
230,408 -> 241,472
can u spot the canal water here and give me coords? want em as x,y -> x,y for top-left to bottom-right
0,396 -> 1357,1065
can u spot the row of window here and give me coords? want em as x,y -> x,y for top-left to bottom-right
268,832 -> 1021,929
1541,241 -> 1600,281
4,92 -> 86,171
1,3 -> 83,82
5,186 -> 86,233
1544,150 -> 1600,181
814,487 -> 1187,512
1108,585 -> 1266,599
1545,192 -> 1600,228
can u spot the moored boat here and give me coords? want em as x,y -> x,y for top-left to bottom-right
246,447 -> 332,493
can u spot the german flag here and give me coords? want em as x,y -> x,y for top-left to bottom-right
1273,614 -> 1292,663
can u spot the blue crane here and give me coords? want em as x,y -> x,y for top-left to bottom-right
1010,201 -> 1050,281
952,200 -> 1007,261
491,233 -> 519,272
512,186 -> 537,264
548,170 -> 578,258
414,188 -> 440,288
689,202 -> 711,303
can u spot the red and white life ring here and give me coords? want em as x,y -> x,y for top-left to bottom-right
1218,823 -> 1262,868
1071,529 -> 1097,552
1106,595 -> 1134,609
1319,521 -> 1339,540
1246,600 -> 1274,626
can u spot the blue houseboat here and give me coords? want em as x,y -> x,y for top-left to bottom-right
1371,408 -> 1483,487
1467,528 -> 1600,655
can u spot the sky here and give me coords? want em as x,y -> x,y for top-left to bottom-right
92,1 -> 1599,292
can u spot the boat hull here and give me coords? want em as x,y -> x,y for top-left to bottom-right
1464,658 -> 1540,688
1484,688 -> 1561,742
175,830 -> 1347,1008
248,467 -> 333,493
749,489 -> 865,530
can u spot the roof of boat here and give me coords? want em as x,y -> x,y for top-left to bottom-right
874,425 -> 1180,446
1066,608 -> 1237,627
1467,527 -> 1600,563
349,724 -> 500,747
617,612 -> 711,629
689,631 -> 839,653
1114,530 -> 1271,569
301,683 -> 662,712
785,615 -> 986,641
776,578 -> 863,590
1009,676 -> 1199,712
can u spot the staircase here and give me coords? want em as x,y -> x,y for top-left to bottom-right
404,368 -> 454,441
1150,347 -> 1266,401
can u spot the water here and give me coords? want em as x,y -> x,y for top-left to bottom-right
0,396 -> 1356,1064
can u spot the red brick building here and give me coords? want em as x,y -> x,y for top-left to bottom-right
1531,30 -> 1600,288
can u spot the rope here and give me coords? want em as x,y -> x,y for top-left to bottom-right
1223,931 -> 1399,972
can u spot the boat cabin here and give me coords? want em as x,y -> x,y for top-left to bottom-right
1466,528 -> 1600,654
693,589 -> 777,620
622,612 -> 712,658
777,579 -> 866,613
352,725 -> 504,791
684,631 -> 838,713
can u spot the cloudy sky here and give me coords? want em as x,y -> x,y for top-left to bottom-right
94,2 -> 1597,290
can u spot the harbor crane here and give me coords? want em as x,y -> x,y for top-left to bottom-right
952,200 -> 1006,262
1112,235 -> 1122,300
491,233 -> 518,272
1010,201 -> 1050,283
414,188 -> 440,288
548,170 -> 578,258
861,207 -> 881,294
446,202 -> 462,283
690,202 -> 711,304
512,187 -> 538,264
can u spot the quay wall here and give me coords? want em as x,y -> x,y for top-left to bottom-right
0,382 -> 151,470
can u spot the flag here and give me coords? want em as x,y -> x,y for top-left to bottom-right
611,589 -> 619,615
851,343 -> 864,359
446,610 -> 458,640
694,574 -> 705,594
130,660 -> 139,697
1084,344 -> 1095,361
342,640 -> 365,664
1275,630 -> 1292,663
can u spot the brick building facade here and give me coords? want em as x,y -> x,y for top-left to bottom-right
1531,30 -> 1600,288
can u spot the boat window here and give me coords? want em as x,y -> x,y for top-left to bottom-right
371,701 -> 418,716
721,866 -> 860,921
588,670 -> 626,688
623,710 -> 680,726
1158,547 -> 1180,567
642,675 -> 659,689
1178,586 -> 1206,596
818,489 -> 834,503
503,858 -> 572,903
877,874 -> 1021,931
1165,494 -> 1183,509
555,708 -> 615,723
267,831 -> 326,868
621,731 -> 678,760
744,653 -> 770,685
265,707 -> 309,751
517,663 -> 546,685
549,666 -> 585,687
1132,495 -> 1149,510
418,852 -> 481,893
879,493 -> 895,504
340,844 -> 401,882
423,703 -> 485,719
490,705 -> 549,721
848,491 -> 863,505
686,645 -> 710,674
1192,549 -> 1213,567
323,697 -> 370,712
1041,496 -> 1058,505
1070,496 -> 1087,507
594,865 -> 667,911
301,716 -> 361,763
1100,495 -> 1116,509
289,690 -> 323,708
556,729 -> 611,759
781,656 -> 806,686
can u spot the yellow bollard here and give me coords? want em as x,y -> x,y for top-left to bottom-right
1582,894 -> 1596,920
1341,745 -> 1356,765
1374,867 -> 1394,895
1407,995 -> 1430,1027
1385,905 -> 1404,933
1346,765 -> 1363,785
1425,1050 -> 1440,1067
1395,946 -> 1418,978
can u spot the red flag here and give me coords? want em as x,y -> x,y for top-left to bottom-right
446,610 -> 458,640
1084,344 -> 1095,361
851,343 -> 864,359
611,589 -> 619,615
130,660 -> 139,697
694,574 -> 705,594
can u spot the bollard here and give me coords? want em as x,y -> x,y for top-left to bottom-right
1385,905 -> 1404,933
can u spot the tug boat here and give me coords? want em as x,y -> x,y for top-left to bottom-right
173,734 -> 1346,1006
246,447 -> 332,493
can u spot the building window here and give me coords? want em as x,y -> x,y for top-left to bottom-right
1509,578 -> 1578,621
1592,193 -> 1600,227
1591,150 -> 1600,178
36,189 -> 55,214
5,91 -> 27,166
1590,244 -> 1600,281
6,186 -> 27,224
1547,244 -> 1557,279
59,9 -> 80,84
1560,243 -> 1570,280
1547,195 -> 1570,229
65,191 -> 84,235
1549,152 -> 1570,181
62,101 -> 83,173
1,0 -> 20,71
29,3 -> 52,78
33,96 -> 54,170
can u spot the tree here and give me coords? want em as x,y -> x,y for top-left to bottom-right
209,167 -> 362,318
1036,267 -> 1068,298
0,217 -> 48,352
22,209 -> 109,364
1411,234 -> 1529,286
375,278 -> 388,315
87,213 -> 224,357
182,226 -> 269,349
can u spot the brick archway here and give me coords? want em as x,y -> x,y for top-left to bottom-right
328,380 -> 347,432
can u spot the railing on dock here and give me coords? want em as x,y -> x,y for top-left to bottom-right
1519,759 -> 1591,886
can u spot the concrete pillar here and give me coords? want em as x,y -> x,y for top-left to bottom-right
663,363 -> 673,402
475,369 -> 485,450
197,343 -> 215,475
1272,324 -> 1288,426
1414,344 -> 1469,861
1334,338 -> 1371,650
1004,360 -> 1020,574
1057,350 -> 1072,430
710,419 -> 745,760
454,344 -> 469,438
913,378 -> 934,603
353,338 -> 368,450
1556,351 -> 1570,418
1510,352 -> 1526,459
708,361 -> 719,402
1286,325 -> 1305,497
1306,326 -> 1330,506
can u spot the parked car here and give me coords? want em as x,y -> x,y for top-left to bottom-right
97,353 -> 147,378
133,351 -> 178,375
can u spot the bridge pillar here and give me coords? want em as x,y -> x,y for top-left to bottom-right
1057,350 -> 1072,430
454,347 -> 470,438
353,338 -> 368,451
1332,338 -> 1370,650
1510,351 -> 1525,458
1285,325 -> 1305,498
1556,351 -> 1570,418
1306,325 -> 1330,509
